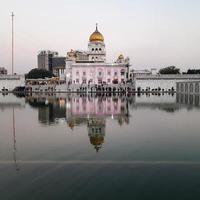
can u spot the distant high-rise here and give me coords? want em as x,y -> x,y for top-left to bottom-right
52,57 -> 66,77
37,50 -> 66,78
37,50 -> 58,71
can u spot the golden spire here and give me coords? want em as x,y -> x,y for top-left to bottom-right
89,24 -> 104,42
96,23 -> 98,31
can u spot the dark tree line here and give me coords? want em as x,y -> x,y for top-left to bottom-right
159,66 -> 200,75
159,66 -> 180,74
25,68 -> 54,79
185,69 -> 200,74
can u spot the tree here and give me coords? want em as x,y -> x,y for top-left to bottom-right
159,66 -> 180,75
26,68 -> 54,79
186,69 -> 200,74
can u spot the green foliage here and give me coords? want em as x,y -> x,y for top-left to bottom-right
26,68 -> 54,79
186,69 -> 200,74
159,66 -> 180,74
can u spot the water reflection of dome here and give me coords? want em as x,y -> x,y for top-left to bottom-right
89,135 -> 104,152
88,118 -> 105,152
68,121 -> 75,130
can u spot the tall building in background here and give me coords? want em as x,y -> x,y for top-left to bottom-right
37,50 -> 66,78
52,57 -> 66,78
37,50 -> 58,71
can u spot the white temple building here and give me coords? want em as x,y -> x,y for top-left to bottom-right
65,25 -> 131,88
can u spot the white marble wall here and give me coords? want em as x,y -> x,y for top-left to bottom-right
0,75 -> 25,91
136,79 -> 176,91
176,81 -> 200,94
88,41 -> 106,62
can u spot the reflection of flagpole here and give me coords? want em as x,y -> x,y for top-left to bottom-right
12,107 -> 20,171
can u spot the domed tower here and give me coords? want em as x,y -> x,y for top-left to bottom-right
88,24 -> 106,63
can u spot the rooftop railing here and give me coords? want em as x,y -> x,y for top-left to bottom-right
135,74 -> 200,80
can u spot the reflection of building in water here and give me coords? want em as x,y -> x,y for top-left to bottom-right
39,99 -> 66,125
66,95 -> 131,152
134,93 -> 180,112
66,95 -> 130,126
88,118 -> 105,152
134,93 -> 200,111
26,94 -> 133,152
177,93 -> 200,107
0,94 -> 25,110
67,95 -> 128,117
26,96 -> 66,125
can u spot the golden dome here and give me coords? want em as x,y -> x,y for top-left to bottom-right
89,24 -> 104,42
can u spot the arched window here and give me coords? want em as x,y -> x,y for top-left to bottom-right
195,95 -> 199,106
121,69 -> 125,76
185,83 -> 188,92
98,69 -> 103,78
189,94 -> 194,105
177,83 -> 180,92
92,48 -> 94,51
181,83 -> 184,92
195,83 -> 199,93
99,48 -> 102,51
190,83 -> 193,93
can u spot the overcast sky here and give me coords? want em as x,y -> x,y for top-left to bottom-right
1,0 -> 200,74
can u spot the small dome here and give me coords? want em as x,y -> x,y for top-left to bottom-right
118,54 -> 124,60
89,24 -> 104,42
